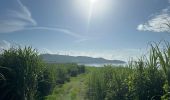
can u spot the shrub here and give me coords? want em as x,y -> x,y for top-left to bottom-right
86,42 -> 169,100
0,47 -> 44,100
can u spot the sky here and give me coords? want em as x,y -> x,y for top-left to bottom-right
0,0 -> 170,61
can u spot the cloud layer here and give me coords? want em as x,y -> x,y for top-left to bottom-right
0,40 -> 146,61
137,8 -> 170,32
0,0 -> 36,33
0,0 -> 84,41
26,27 -> 83,38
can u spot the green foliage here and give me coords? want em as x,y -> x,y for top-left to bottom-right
0,47 -> 86,100
87,42 -> 170,100
46,72 -> 88,100
1,42 -> 170,100
87,67 -> 130,100
46,63 -> 86,85
0,47 -> 44,100
37,66 -> 55,100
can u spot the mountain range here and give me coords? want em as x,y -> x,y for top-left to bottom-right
40,54 -> 126,64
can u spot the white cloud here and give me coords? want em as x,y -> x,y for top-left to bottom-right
26,27 -> 83,38
16,0 -> 36,25
74,38 -> 89,43
137,4 -> 170,33
24,27 -> 90,43
0,0 -> 86,41
0,0 -> 36,33
40,48 -> 54,54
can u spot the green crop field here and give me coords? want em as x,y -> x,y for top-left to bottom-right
1,0 -> 170,100
46,73 -> 88,100
0,42 -> 170,100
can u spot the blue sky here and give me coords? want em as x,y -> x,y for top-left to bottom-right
0,0 -> 170,61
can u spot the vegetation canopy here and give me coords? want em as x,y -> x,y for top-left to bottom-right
0,43 -> 170,100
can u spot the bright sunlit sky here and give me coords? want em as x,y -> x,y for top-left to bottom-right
0,0 -> 170,61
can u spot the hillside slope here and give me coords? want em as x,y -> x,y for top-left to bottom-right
40,54 -> 126,64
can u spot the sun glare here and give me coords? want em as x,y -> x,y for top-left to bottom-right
90,0 -> 97,4
74,0 -> 113,28
74,0 -> 111,15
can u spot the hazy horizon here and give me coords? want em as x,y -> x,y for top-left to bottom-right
0,0 -> 170,61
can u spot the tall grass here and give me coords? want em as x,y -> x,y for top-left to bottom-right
0,47 -> 86,100
154,43 -> 170,99
87,42 -> 170,100
0,47 -> 44,100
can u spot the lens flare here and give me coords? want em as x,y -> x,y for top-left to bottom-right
90,0 -> 97,4
73,0 -> 112,32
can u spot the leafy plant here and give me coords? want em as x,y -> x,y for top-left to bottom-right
0,47 -> 44,100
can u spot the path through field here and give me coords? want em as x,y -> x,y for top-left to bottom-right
46,73 -> 89,100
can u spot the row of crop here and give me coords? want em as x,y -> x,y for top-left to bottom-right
87,43 -> 170,100
0,47 -> 85,100
38,63 -> 85,100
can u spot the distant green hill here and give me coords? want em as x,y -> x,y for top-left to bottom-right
40,54 -> 126,64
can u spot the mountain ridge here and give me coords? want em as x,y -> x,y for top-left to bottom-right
40,54 -> 126,64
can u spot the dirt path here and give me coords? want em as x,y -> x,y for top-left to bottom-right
46,73 -> 88,100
